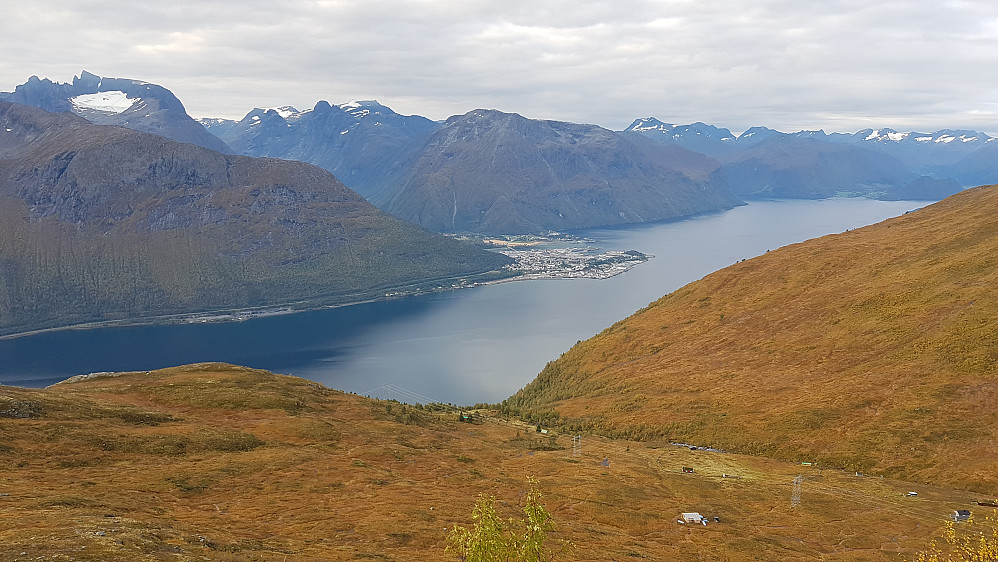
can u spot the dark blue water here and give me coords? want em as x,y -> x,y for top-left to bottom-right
0,199 -> 926,403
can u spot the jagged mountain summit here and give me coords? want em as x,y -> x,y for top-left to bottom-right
201,100 -> 437,200
830,128 -> 994,168
623,118 -> 740,158
628,118 -> 976,200
379,109 -> 743,235
0,71 -> 231,153
0,101 -> 511,336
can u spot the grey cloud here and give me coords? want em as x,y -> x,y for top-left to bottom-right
2,0 -> 998,133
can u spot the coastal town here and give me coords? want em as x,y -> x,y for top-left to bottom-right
479,233 -> 651,280
496,245 -> 650,279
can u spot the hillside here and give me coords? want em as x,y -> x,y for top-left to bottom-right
0,363 -> 981,560
0,101 -> 511,336
503,185 -> 998,494
381,109 -> 742,234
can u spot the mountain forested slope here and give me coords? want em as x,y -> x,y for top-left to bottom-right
0,102 -> 511,336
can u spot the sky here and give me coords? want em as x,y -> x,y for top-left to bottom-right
3,0 -> 998,134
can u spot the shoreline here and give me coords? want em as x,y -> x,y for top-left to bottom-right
1,244 -> 651,342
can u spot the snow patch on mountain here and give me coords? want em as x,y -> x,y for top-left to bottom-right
70,91 -> 137,114
262,106 -> 299,119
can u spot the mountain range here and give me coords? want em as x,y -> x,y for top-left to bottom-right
202,103 -> 744,234
8,72 -> 997,236
0,101 -> 511,336
211,102 -> 991,231
625,118 -> 970,200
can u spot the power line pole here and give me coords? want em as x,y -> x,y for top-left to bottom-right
791,475 -> 802,508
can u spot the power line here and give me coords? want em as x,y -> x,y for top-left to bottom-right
361,383 -> 441,405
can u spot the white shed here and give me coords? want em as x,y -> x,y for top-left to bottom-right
680,512 -> 705,524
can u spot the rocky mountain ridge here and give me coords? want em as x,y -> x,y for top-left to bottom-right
0,71 -> 232,153
200,99 -> 437,201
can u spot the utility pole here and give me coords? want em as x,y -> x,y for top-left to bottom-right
791,475 -> 802,508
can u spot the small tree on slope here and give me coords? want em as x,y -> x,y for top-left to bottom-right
913,509 -> 998,562
446,479 -> 565,562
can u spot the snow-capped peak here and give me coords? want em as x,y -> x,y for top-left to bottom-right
262,106 -> 300,119
625,117 -> 674,133
340,99 -> 380,111
863,128 -> 910,142
70,91 -> 138,114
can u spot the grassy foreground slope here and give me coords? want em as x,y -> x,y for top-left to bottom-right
0,364 -> 981,560
504,185 -> 998,494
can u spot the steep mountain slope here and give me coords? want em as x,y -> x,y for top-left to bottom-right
0,102 -> 511,336
203,100 -> 438,199
503,185 -> 998,493
0,71 -> 231,153
944,141 -> 998,187
381,109 -> 742,234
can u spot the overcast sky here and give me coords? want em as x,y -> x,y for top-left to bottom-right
3,0 -> 998,134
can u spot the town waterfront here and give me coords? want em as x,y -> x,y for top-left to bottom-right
0,198 -> 926,404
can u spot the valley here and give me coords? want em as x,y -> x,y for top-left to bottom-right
1,69 -> 997,562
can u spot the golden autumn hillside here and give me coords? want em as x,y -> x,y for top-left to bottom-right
504,185 -> 998,494
1,363 -> 988,560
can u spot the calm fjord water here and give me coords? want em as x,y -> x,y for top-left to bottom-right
0,199 -> 925,404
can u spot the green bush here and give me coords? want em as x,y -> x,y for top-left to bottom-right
446,479 -> 568,561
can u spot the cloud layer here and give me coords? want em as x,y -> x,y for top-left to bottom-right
3,0 -> 998,133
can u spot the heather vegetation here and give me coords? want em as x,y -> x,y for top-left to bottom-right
504,185 -> 998,494
0,364 -> 982,560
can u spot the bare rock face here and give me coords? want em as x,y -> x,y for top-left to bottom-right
380,109 -> 743,235
0,101 -> 511,336
1,71 -> 232,154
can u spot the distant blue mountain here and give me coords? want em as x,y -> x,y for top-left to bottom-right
627,117 -> 991,199
201,100 -> 437,200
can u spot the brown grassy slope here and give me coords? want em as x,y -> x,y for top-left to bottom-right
0,363 -> 980,560
504,185 -> 998,494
